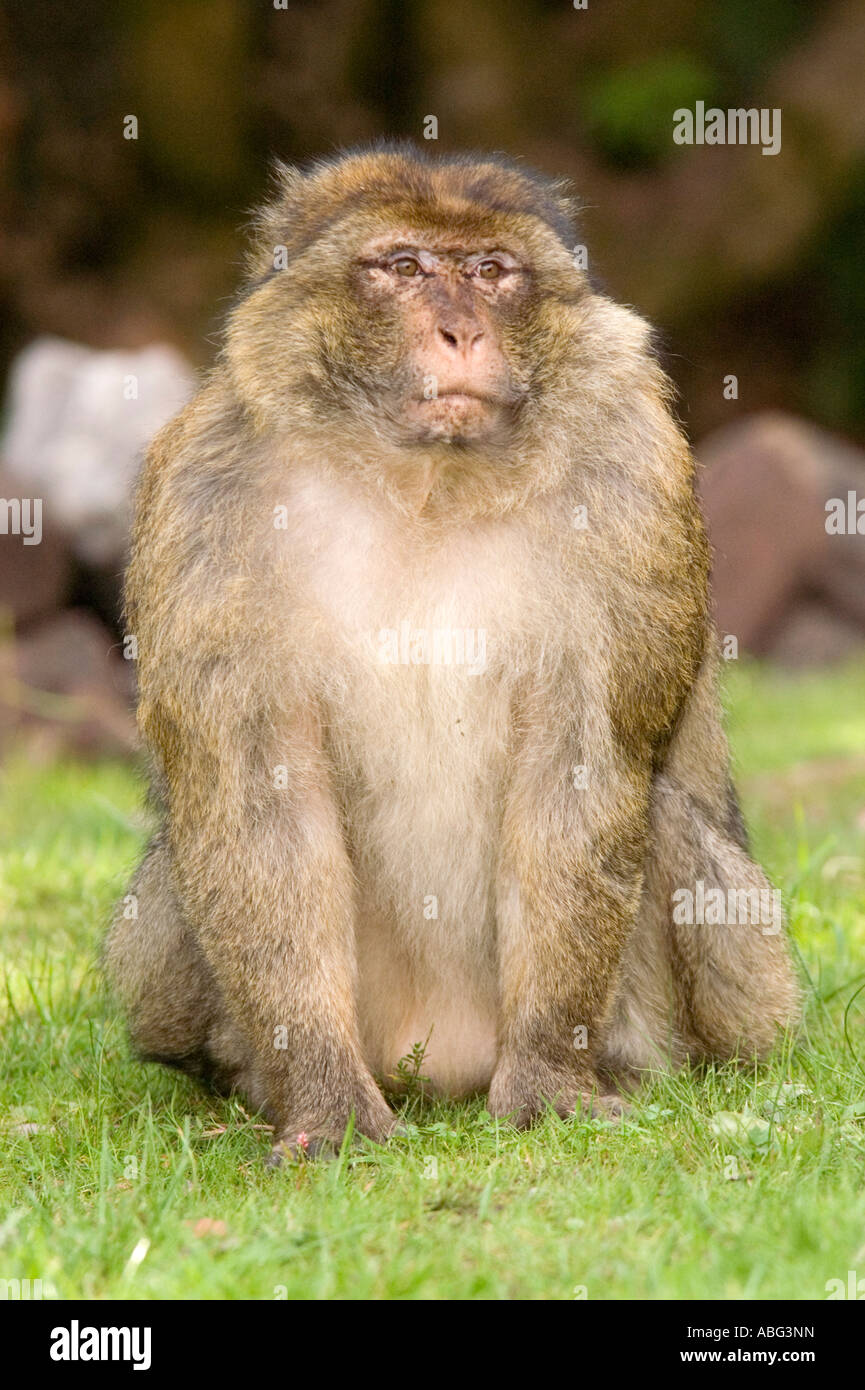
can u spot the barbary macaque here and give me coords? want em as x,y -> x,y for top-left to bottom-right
105,145 -> 799,1161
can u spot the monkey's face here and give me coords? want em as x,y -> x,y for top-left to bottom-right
227,148 -> 588,472
348,234 -> 533,446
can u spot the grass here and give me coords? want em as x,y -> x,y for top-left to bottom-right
1,659 -> 864,1301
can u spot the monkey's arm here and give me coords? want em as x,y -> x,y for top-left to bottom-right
162,710 -> 395,1155
490,668 -> 651,1125
126,393 -> 394,1156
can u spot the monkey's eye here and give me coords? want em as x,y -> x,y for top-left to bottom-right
475,259 -> 503,280
392,256 -> 421,277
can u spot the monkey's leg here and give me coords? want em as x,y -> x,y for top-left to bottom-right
601,652 -> 799,1078
104,835 -> 259,1098
165,717 -> 397,1161
105,835 -> 215,1062
651,774 -> 800,1061
489,693 -> 647,1127
596,842 -> 682,1089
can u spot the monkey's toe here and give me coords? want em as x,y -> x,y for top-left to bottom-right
267,1133 -> 340,1167
267,1109 -> 404,1166
571,1091 -> 630,1122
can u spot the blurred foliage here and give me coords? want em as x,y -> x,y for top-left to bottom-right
582,55 -> 717,169
802,164 -> 865,431
0,0 -> 863,441
708,0 -> 814,84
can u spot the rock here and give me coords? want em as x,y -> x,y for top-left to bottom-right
697,414 -> 828,652
697,412 -> 865,661
1,337 -> 195,566
0,609 -> 137,758
767,599 -> 865,668
0,466 -> 75,625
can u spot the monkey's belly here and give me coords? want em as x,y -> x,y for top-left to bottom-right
354,904 -> 500,1097
327,659 -> 511,1095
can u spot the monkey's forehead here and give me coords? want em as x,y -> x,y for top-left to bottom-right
248,145 -> 578,270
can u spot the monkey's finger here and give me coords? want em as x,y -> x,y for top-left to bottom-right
266,1135 -> 339,1167
571,1092 -> 630,1123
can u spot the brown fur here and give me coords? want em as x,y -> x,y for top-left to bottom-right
104,144 -> 799,1160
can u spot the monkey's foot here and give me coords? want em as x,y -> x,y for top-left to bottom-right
267,1132 -> 339,1166
267,1104 -> 402,1166
488,1064 -> 629,1129
571,1090 -> 630,1122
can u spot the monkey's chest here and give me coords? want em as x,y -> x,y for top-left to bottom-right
327,650 -> 510,901
323,653 -> 510,1096
301,513 -> 519,901
282,482 -> 541,1094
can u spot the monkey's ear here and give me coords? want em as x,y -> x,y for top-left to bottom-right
244,159 -> 310,280
271,158 -> 306,202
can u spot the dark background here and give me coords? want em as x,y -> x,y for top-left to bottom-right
1,0 -> 864,445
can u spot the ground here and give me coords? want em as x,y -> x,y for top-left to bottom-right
1,659 -> 864,1300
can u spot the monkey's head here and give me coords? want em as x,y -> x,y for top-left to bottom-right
226,144 -> 592,469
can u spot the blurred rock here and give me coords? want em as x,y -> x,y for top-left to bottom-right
697,412 -> 865,665
0,610 -> 137,758
0,466 -> 75,625
1,337 -> 195,566
768,600 -> 865,667
697,413 -> 828,651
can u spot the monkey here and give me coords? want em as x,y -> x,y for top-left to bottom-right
104,143 -> 799,1163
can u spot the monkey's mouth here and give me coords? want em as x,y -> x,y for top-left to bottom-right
415,389 -> 496,409
405,389 -> 513,442
430,390 -> 488,405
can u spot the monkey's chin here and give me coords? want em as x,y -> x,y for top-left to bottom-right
404,394 -> 505,445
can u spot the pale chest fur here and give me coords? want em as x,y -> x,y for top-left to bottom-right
276,465 -> 535,875
274,464 -> 563,1092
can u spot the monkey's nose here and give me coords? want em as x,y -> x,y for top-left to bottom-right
437,324 -> 485,354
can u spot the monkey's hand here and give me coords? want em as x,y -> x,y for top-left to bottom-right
488,1061 -> 627,1129
267,1092 -> 401,1166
